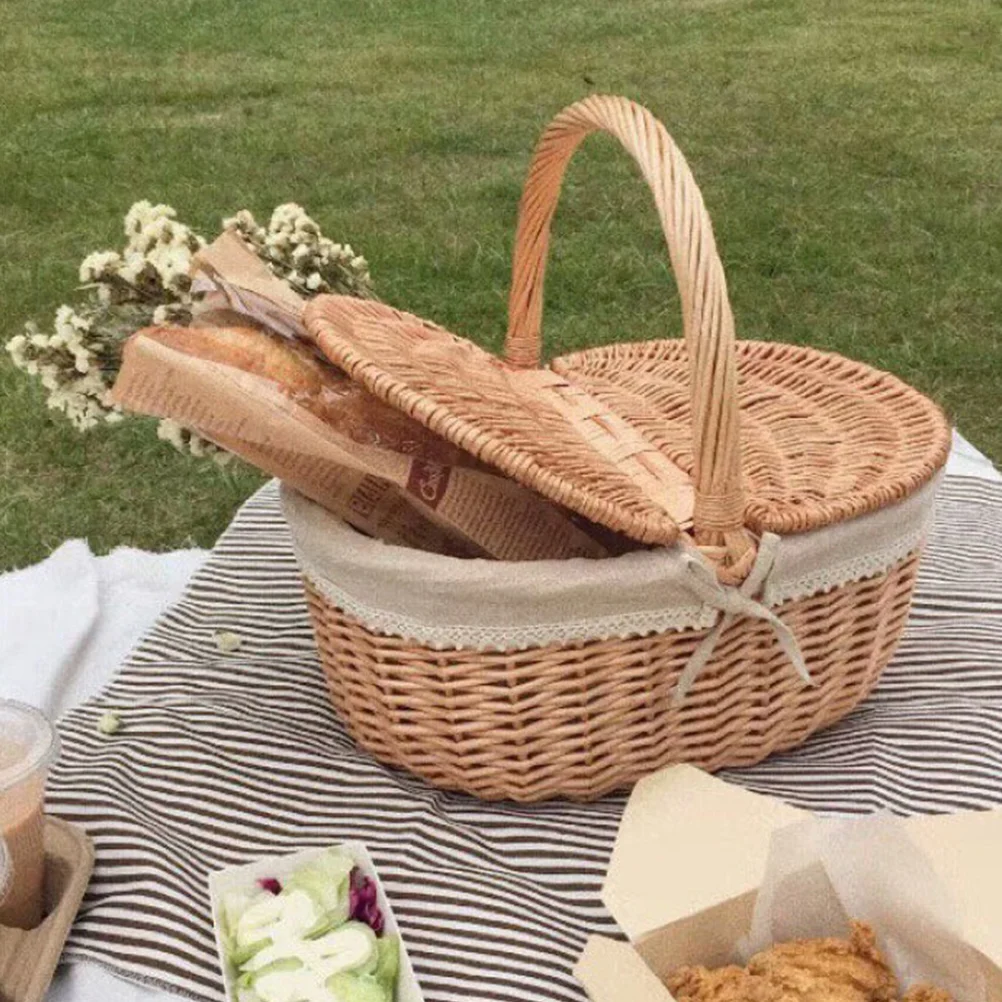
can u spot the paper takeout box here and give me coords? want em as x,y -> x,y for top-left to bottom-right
575,766 -> 1002,1002
208,841 -> 424,1002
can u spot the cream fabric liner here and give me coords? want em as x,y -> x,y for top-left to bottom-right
282,472 -> 943,652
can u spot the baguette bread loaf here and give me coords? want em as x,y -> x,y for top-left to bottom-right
114,324 -> 616,559
144,323 -> 333,398
141,325 -> 472,467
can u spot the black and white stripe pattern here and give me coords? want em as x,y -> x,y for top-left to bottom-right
46,476 -> 1002,1002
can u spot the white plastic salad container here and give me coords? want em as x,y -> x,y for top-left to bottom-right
209,841 -> 424,1002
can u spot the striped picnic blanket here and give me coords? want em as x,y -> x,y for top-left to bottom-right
46,475 -> 1002,1002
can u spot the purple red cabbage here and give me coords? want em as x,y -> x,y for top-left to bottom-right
257,877 -> 282,895
348,866 -> 384,935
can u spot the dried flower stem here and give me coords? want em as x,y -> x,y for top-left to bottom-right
8,201 -> 373,461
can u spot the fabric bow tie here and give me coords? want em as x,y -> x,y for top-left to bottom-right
674,532 -> 813,705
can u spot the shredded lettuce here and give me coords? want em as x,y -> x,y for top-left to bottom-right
325,971 -> 392,1002
374,937 -> 399,990
221,852 -> 399,1002
284,850 -> 354,920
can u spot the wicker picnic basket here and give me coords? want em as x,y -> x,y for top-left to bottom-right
286,95 -> 950,802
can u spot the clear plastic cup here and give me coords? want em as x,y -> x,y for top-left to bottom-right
0,700 -> 59,929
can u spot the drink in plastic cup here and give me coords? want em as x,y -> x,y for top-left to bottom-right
0,700 -> 59,929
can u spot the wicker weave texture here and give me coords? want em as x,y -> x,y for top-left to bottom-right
553,340 -> 951,536
293,95 -> 949,801
304,95 -> 950,576
305,297 -> 685,546
505,94 -> 750,570
303,94 -> 758,565
304,550 -> 920,802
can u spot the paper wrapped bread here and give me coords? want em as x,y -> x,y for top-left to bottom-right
112,324 -> 612,560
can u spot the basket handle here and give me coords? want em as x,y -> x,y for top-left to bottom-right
505,95 -> 752,575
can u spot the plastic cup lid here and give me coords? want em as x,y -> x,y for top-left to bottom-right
0,700 -> 59,791
0,836 -> 9,904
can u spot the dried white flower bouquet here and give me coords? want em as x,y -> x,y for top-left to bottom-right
6,200 -> 372,460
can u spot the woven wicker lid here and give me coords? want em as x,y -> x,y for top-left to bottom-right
303,95 -> 950,578
552,339 -> 951,538
305,296 -> 693,546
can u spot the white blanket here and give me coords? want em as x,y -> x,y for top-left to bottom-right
1,544 -> 206,1002
0,431 -> 994,1002
2,543 -> 207,717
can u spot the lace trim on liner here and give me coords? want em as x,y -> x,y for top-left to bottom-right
290,492 -> 934,653
761,525 -> 928,608
295,532 -> 925,653
294,550 -> 718,652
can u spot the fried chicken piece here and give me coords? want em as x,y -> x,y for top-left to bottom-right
746,921 -> 898,1002
666,963 -> 789,1002
900,987 -> 955,1002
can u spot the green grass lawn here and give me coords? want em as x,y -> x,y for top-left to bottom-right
2,0 -> 1001,571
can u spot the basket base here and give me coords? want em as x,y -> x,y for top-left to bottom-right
304,551 -> 920,802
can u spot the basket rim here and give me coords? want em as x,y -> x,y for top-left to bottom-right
283,471 -> 941,653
